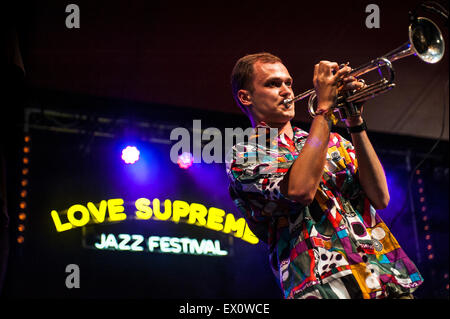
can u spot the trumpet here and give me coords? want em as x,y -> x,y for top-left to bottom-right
283,17 -> 445,120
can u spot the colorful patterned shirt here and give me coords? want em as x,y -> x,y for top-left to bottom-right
226,125 -> 423,299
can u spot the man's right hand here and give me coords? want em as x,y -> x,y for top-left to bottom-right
313,61 -> 352,114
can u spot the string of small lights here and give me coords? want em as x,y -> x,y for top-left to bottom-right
415,169 -> 449,295
17,134 -> 30,245
415,169 -> 433,261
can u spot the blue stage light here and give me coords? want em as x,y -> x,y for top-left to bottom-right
121,146 -> 140,164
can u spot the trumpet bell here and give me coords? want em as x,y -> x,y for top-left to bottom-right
409,17 -> 445,63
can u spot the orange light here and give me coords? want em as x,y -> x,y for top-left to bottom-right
17,236 -> 24,244
419,197 -> 425,202
424,225 -> 429,231
24,136 -> 30,143
23,146 -> 30,153
427,244 -> 432,250
20,190 -> 27,198
422,215 -> 428,221
428,254 -> 434,260
23,157 -> 29,164
18,224 -> 25,232
22,168 -> 29,175
21,179 -> 28,187
416,170 -> 421,175
425,234 -> 431,240
19,202 -> 26,209
18,213 -> 26,221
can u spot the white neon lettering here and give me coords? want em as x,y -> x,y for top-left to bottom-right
160,237 -> 172,253
118,234 -> 131,250
105,233 -> 118,249
94,233 -> 107,249
130,235 -> 144,251
180,237 -> 191,253
170,237 -> 182,253
148,236 -> 160,252
93,234 -> 228,256
214,240 -> 228,256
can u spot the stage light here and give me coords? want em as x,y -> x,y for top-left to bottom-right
18,213 -> 26,221
17,236 -> 24,244
121,146 -> 140,164
177,152 -> 194,169
18,224 -> 25,232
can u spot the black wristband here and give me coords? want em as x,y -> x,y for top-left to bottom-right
347,120 -> 367,134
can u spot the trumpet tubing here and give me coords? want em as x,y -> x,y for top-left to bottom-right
283,17 -> 445,119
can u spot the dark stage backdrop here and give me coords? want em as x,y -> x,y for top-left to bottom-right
3,94 -> 449,299
4,125 -> 286,298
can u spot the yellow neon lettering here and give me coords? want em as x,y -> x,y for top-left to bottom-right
206,207 -> 225,231
108,198 -> 126,221
67,204 -> 90,227
242,225 -> 259,244
50,210 -> 73,232
135,198 -> 153,219
188,203 -> 207,226
153,198 -> 171,220
87,200 -> 107,223
172,200 -> 190,222
223,213 -> 246,237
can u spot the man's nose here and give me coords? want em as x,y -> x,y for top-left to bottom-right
280,83 -> 292,97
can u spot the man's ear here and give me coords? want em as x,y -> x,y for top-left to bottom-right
237,90 -> 252,107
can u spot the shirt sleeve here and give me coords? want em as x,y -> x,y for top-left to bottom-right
227,142 -> 294,203
226,142 -> 297,244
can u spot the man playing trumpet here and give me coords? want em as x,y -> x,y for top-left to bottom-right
226,53 -> 422,299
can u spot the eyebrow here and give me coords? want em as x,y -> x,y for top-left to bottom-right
264,76 -> 293,84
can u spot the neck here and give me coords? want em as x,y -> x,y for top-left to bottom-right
251,118 -> 294,139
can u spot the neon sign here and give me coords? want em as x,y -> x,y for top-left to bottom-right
93,233 -> 229,256
51,197 -> 259,244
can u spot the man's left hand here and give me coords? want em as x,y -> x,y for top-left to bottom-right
340,75 -> 366,127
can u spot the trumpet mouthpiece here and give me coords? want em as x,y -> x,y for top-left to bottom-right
283,98 -> 293,107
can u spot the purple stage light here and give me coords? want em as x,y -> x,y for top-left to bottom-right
121,146 -> 140,164
177,152 -> 193,169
